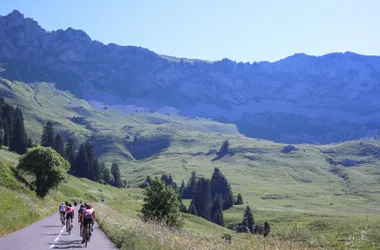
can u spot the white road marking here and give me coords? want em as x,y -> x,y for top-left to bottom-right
49,226 -> 65,249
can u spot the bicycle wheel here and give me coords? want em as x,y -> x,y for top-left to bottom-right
84,225 -> 89,247
68,220 -> 71,235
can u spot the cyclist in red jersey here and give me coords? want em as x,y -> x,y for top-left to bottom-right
65,203 -> 75,231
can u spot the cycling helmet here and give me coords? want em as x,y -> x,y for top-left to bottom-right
61,202 -> 65,205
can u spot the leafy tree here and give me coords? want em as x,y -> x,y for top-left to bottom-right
65,138 -> 76,166
235,193 -> 243,205
242,206 -> 254,234
111,162 -> 122,187
211,194 -> 224,226
41,121 -> 55,148
100,163 -> 112,185
18,146 -> 69,197
140,177 -> 183,228
53,133 -> 65,158
263,221 -> 271,237
183,170 -> 197,199
217,140 -> 230,157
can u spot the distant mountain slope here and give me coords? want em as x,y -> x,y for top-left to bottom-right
1,10 -> 380,143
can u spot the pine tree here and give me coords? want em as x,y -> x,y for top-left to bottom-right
140,175 -> 152,188
111,162 -> 122,187
72,143 -> 87,177
2,104 -> 14,146
211,194 -> 224,226
179,179 -> 185,197
183,171 -> 197,199
53,133 -> 65,158
100,163 -> 112,185
0,122 -> 4,147
242,206 -> 254,233
161,174 -> 169,185
224,184 -> 234,209
84,143 -> 96,180
192,177 -> 212,221
168,174 -> 173,186
9,108 -> 28,154
27,136 -> 33,148
41,121 -> 55,147
92,159 -> 102,182
235,193 -> 243,205
145,175 -> 152,185
65,138 -> 76,166
188,200 -> 197,216
3,119 -> 10,146
263,221 -> 271,237
210,167 -> 234,210
178,194 -> 187,213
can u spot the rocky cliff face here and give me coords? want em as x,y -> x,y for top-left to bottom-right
1,10 -> 380,144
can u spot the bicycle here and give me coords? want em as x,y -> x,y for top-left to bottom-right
83,223 -> 91,247
60,213 -> 65,226
66,218 -> 71,235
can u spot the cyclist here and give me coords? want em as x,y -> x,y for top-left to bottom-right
81,203 -> 95,243
65,203 -> 74,231
59,202 -> 66,224
78,203 -> 86,236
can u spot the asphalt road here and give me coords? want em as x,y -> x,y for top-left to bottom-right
0,212 -> 118,250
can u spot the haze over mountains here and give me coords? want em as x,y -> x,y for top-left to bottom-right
1,9 -> 380,144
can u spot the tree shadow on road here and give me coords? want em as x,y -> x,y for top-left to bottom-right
48,239 -> 84,249
40,233 -> 59,236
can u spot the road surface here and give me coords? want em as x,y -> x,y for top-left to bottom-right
0,212 -> 118,249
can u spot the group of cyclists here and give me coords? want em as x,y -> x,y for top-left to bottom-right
58,200 -> 96,243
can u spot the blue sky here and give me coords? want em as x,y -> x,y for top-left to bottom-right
1,0 -> 379,62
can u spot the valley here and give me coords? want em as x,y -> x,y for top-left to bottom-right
1,9 -> 380,249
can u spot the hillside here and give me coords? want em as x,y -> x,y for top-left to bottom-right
1,149 -> 307,250
2,78 -> 380,248
2,10 -> 380,143
0,148 -> 139,235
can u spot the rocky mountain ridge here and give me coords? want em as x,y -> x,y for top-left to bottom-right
1,10 -> 380,143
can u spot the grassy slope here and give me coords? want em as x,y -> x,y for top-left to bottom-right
0,148 -> 143,236
0,149 -> 307,250
2,78 -> 380,248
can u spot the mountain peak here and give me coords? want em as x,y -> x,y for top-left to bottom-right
8,9 -> 23,18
